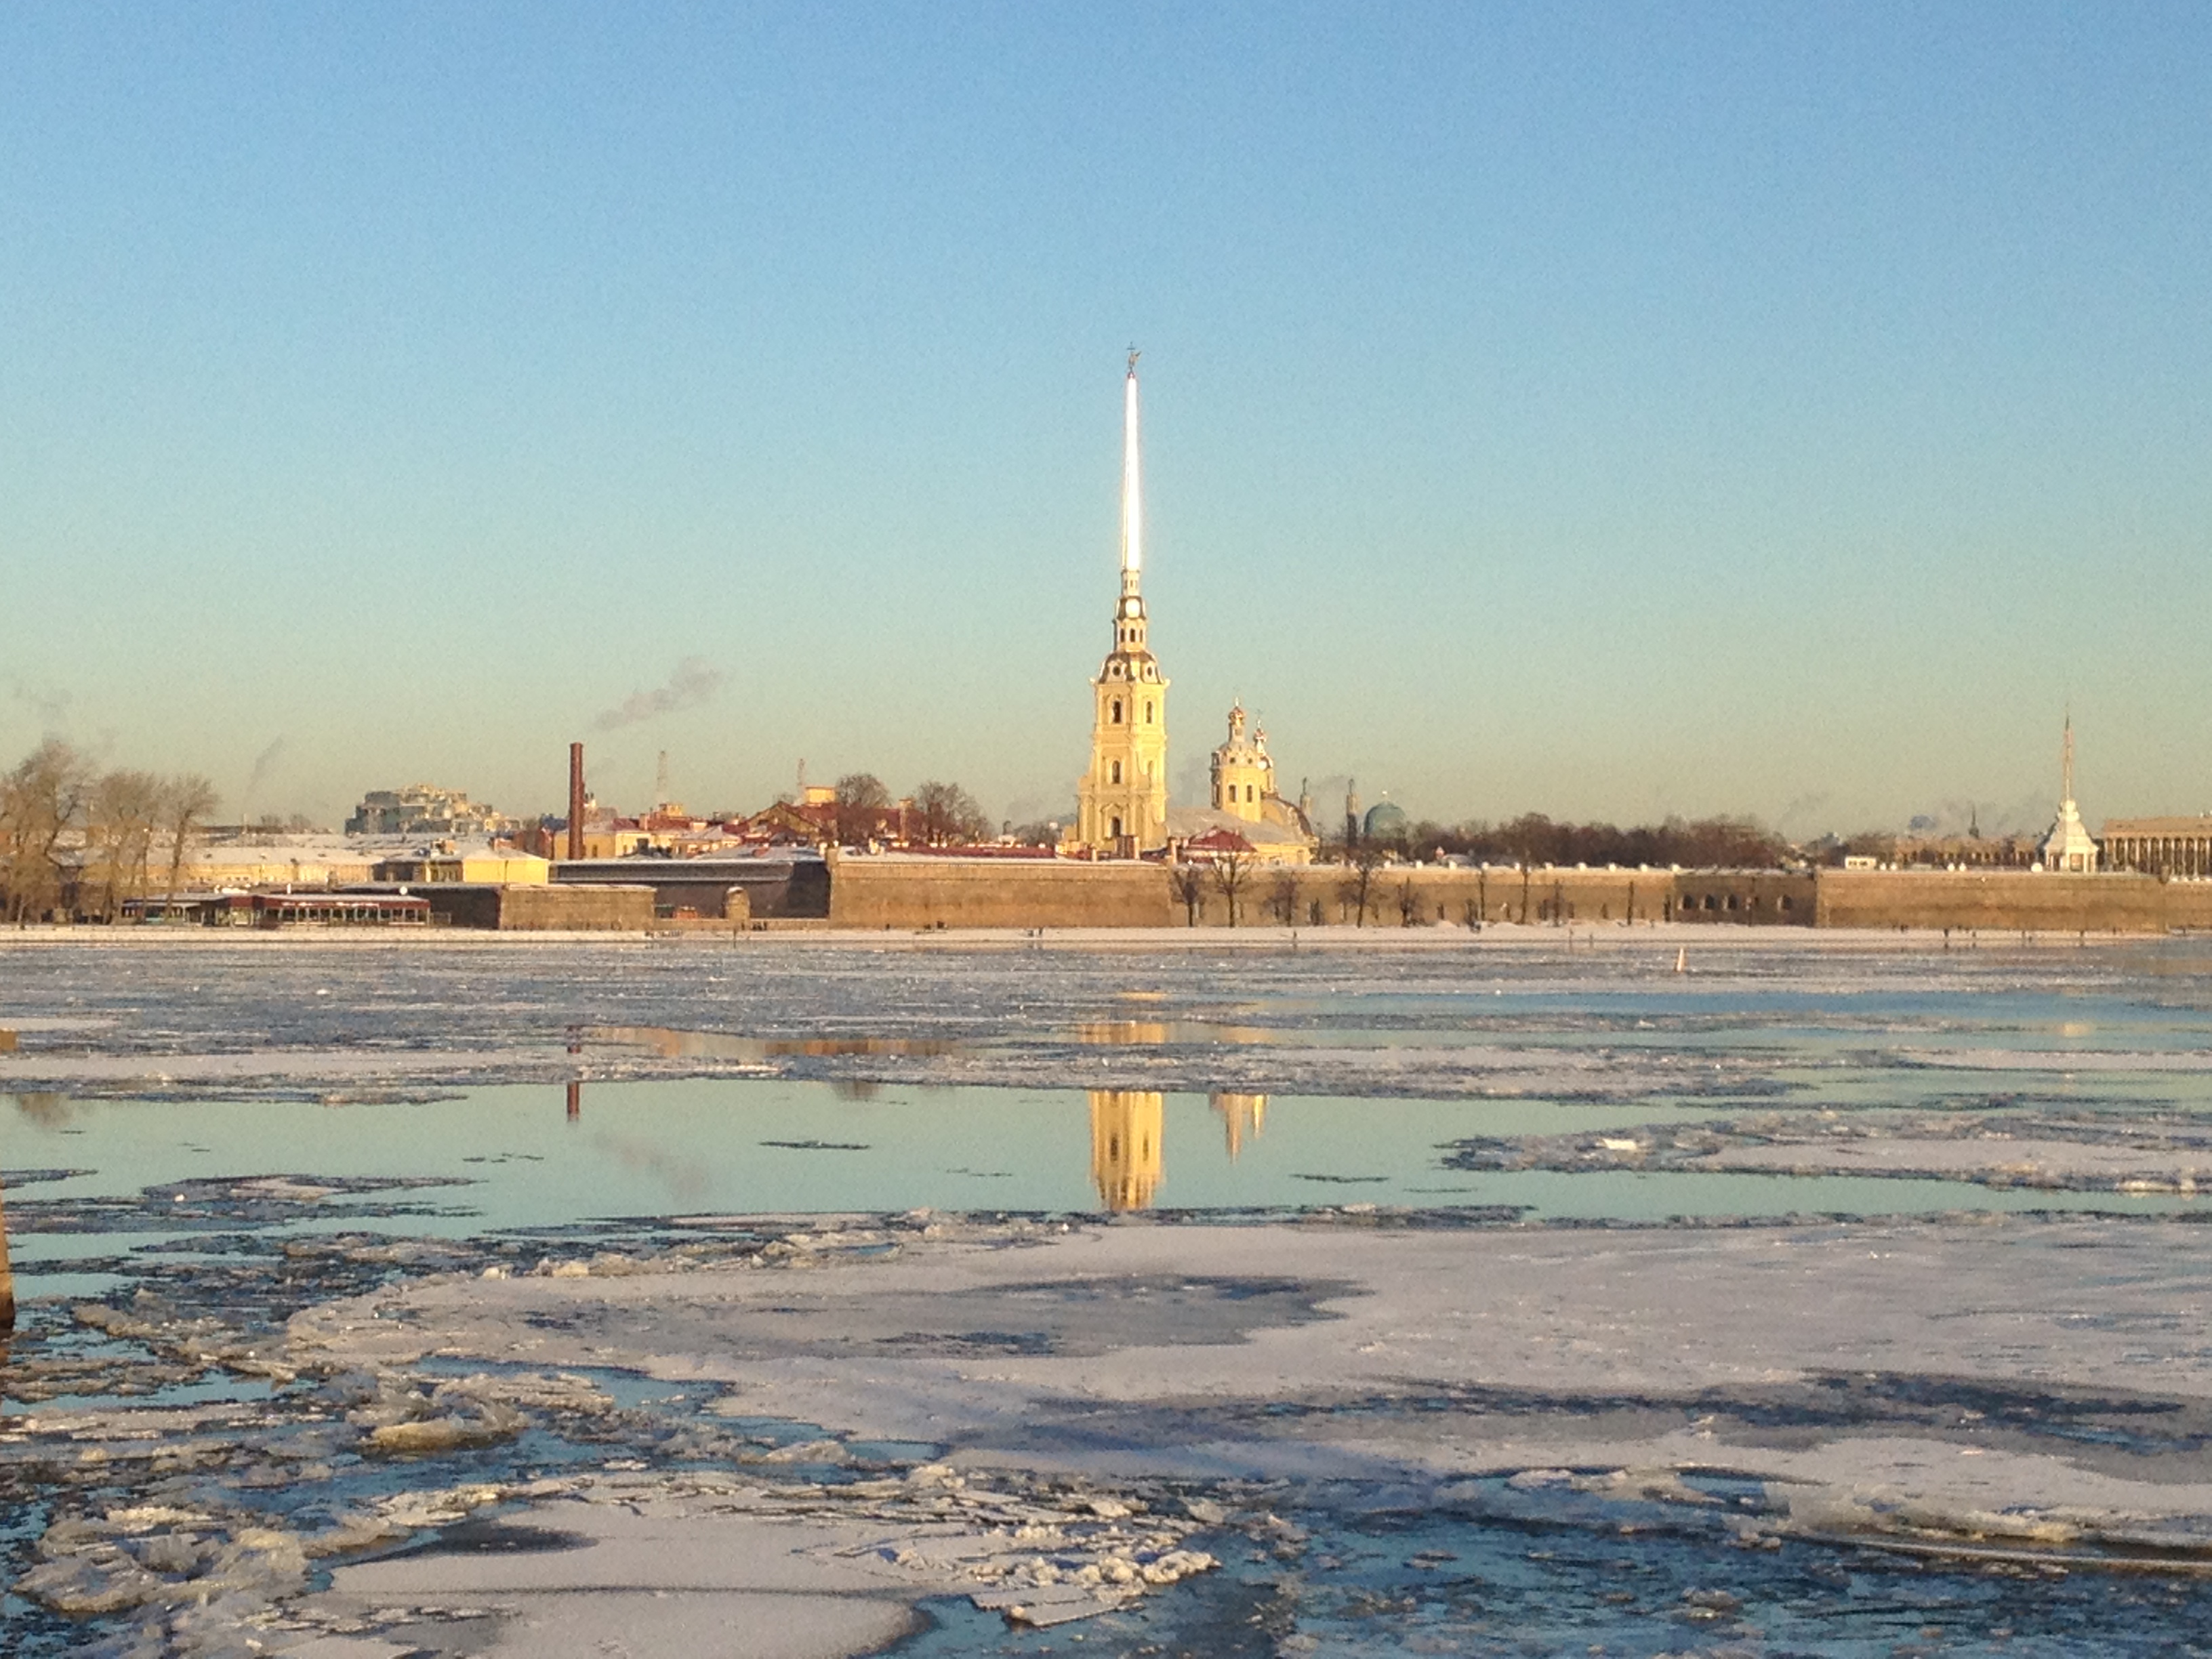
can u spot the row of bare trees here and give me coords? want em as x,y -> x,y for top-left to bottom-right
832,773 -> 994,847
1344,811 -> 1792,869
0,741 -> 219,924
1172,848 -> 1454,929
1171,851 -> 1254,925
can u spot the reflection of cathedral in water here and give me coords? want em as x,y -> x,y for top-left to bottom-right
1088,1090 -> 1164,1211
1087,1089 -> 1271,1212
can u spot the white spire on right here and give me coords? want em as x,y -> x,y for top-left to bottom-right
1120,348 -> 1143,592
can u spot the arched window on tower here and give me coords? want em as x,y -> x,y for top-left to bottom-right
1111,760 -> 1122,784
1145,700 -> 1154,723
1111,699 -> 1123,724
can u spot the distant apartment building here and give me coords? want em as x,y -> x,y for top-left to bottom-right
346,785 -> 513,838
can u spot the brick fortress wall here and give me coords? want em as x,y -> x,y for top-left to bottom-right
815,859 -> 2212,933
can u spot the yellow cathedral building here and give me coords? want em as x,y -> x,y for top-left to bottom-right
1068,354 -> 1315,862
1073,351 -> 1170,855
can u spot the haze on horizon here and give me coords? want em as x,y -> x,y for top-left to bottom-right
3,5 -> 2208,842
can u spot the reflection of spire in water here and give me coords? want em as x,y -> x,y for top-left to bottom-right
1088,1090 -> 1164,1211
1210,1091 -> 1267,1160
566,1080 -> 581,1121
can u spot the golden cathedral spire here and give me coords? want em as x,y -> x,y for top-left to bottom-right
1073,352 -> 1170,855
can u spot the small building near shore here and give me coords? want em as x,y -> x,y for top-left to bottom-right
121,890 -> 432,928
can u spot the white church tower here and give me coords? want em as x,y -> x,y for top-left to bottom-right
2041,714 -> 2100,874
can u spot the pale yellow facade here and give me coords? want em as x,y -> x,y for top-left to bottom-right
1074,581 -> 1170,853
426,851 -> 550,884
371,848 -> 552,884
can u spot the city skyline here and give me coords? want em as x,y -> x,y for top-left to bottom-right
5,7 -> 2209,838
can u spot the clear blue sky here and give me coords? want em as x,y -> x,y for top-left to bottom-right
3,4 -> 2207,836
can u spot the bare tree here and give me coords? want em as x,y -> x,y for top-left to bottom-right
159,773 -> 220,916
912,781 -> 989,846
1395,876 -> 1425,928
1169,862 -> 1206,926
833,773 -> 890,845
83,769 -> 163,922
1209,847 -> 1254,927
0,741 -> 92,924
1337,843 -> 1384,926
1267,869 -> 1300,926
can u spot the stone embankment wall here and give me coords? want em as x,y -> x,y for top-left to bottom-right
827,856 -> 1175,929
1814,869 -> 2212,933
424,884 -> 655,930
822,859 -> 1810,930
814,858 -> 2212,933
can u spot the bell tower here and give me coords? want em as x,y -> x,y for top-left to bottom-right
1075,351 -> 1169,854
1210,703 -> 1274,821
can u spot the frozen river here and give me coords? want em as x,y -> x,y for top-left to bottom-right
4,930 -> 2212,1656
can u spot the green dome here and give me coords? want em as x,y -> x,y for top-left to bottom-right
1362,801 -> 1409,840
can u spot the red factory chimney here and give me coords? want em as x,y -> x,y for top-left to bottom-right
567,742 -> 586,860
